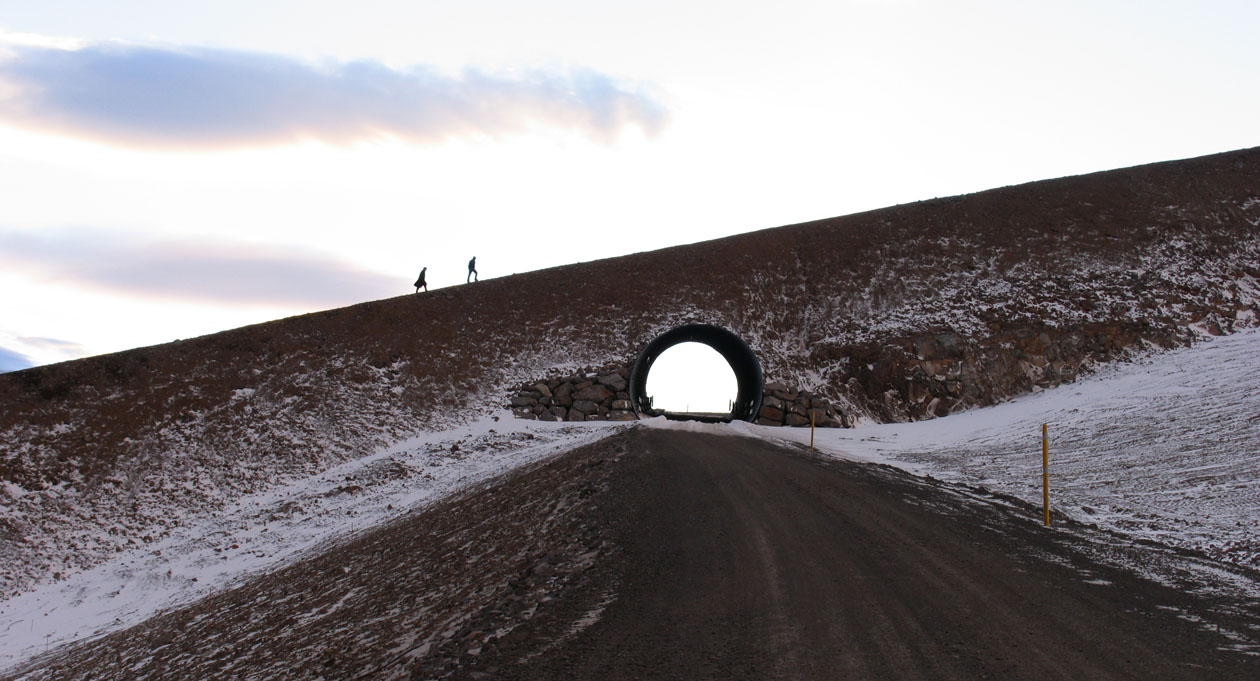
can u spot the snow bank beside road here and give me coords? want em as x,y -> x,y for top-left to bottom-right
0,416 -> 624,672
767,328 -> 1260,572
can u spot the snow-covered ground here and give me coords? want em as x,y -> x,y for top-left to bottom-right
0,417 -> 626,671
5,329 -> 1259,673
767,327 -> 1260,575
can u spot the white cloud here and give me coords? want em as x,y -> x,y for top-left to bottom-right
0,230 -> 404,308
0,39 -> 668,150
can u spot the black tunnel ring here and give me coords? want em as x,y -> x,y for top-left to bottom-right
628,324 -> 764,423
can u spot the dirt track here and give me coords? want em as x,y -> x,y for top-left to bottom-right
486,428 -> 1257,680
9,428 -> 1258,680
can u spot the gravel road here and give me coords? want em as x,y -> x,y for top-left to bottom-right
486,427 -> 1258,681
9,427 -> 1257,680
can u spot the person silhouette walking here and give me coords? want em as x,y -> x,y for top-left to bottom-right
467,256 -> 478,283
414,267 -> 427,292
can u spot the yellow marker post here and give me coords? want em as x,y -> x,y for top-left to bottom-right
810,411 -> 816,453
1042,423 -> 1051,526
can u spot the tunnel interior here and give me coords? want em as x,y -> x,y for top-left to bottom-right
629,324 -> 763,422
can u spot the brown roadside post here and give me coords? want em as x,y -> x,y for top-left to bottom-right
1042,423 -> 1051,526
810,410 -> 816,453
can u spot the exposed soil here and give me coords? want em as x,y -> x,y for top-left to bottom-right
10,428 -> 1257,680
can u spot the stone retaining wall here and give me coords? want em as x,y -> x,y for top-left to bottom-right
509,364 -> 636,422
755,382 -> 850,428
508,367 -> 851,427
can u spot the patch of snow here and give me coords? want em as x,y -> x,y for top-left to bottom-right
0,416 -> 624,672
760,327 -> 1260,585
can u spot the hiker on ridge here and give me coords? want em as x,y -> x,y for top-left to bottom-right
414,267 -> 427,293
467,256 -> 478,283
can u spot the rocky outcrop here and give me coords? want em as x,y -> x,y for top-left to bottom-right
820,321 -> 1202,422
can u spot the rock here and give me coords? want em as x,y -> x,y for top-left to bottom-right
755,417 -> 783,426
574,380 -> 593,392
789,402 -> 808,416
762,395 -> 785,410
553,382 -> 572,398
510,394 -> 537,407
597,373 -> 628,392
532,382 -> 553,398
759,405 -> 784,421
611,399 -> 632,410
555,394 -> 573,407
764,381 -> 788,393
609,410 -> 637,421
785,413 -> 810,427
573,384 -> 613,403
512,408 -> 537,420
550,405 -> 567,420
566,407 -> 586,422
539,411 -> 559,422
572,399 -> 600,415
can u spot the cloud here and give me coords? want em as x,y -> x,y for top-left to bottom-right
0,230 -> 405,308
0,40 -> 669,149
17,335 -> 87,355
0,346 -> 33,373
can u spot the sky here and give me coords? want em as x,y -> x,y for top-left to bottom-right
1,1 -> 1258,372
646,342 -> 739,413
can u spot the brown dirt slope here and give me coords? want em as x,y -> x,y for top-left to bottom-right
2,146 -> 1259,596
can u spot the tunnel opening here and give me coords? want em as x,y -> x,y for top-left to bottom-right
629,324 -> 763,423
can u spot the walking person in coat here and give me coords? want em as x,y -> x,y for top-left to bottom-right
467,256 -> 478,283
414,266 -> 427,292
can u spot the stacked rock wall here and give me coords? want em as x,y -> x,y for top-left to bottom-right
755,382 -> 850,428
509,369 -> 851,427
509,364 -> 637,422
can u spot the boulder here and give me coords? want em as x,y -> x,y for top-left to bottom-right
572,399 -> 600,415
762,395 -> 785,410
566,407 -> 586,422
611,399 -> 632,410
785,413 -> 810,427
573,384 -> 613,403
759,405 -> 784,421
510,395 -> 537,407
597,373 -> 628,392
609,410 -> 637,421
549,406 -> 568,420
553,382 -> 572,398
532,382 -> 553,398
755,416 -> 783,426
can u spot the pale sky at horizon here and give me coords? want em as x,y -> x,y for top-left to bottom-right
2,0 -> 1258,374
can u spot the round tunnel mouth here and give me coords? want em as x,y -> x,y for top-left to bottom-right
629,324 -> 763,423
